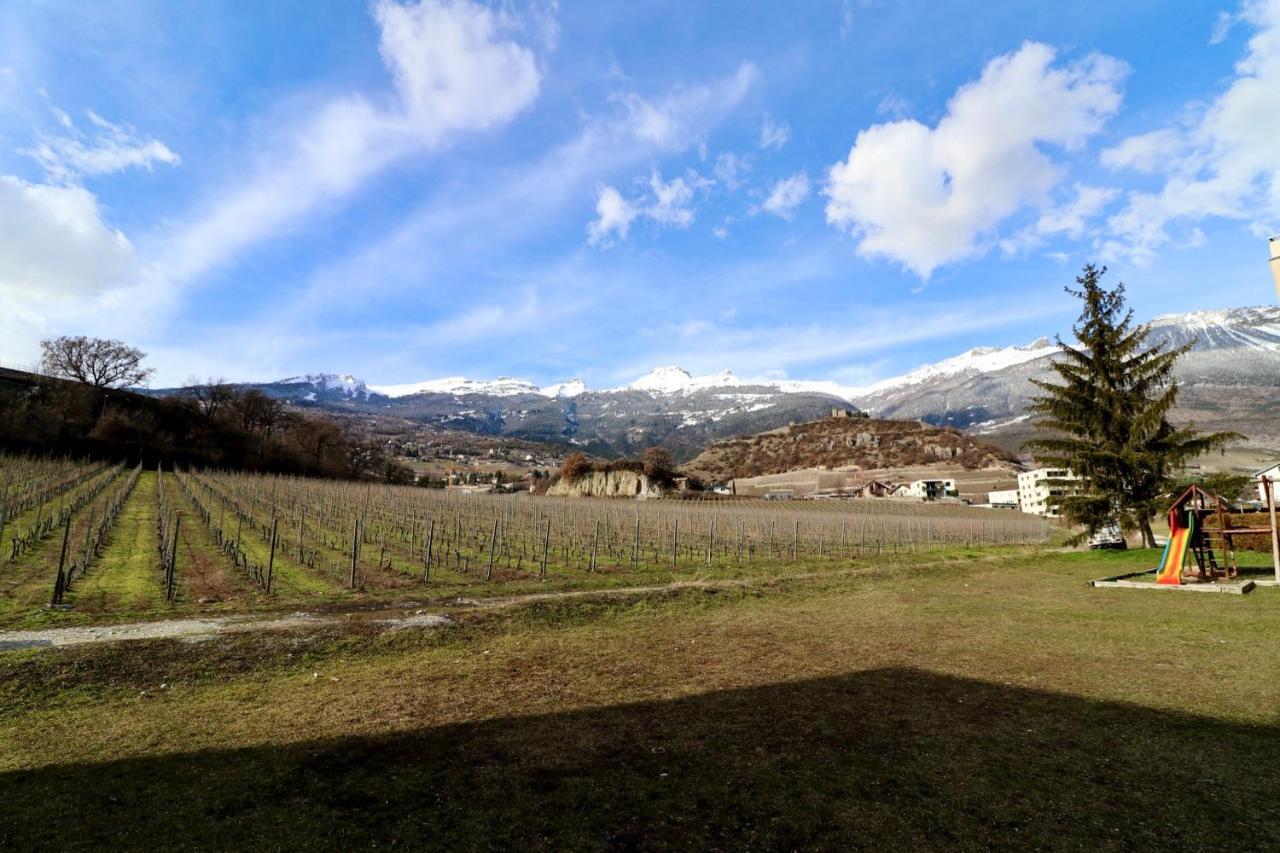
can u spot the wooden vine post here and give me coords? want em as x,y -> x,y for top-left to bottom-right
266,517 -> 278,594
166,517 -> 181,602
50,515 -> 72,606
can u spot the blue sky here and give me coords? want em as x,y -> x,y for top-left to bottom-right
1,0 -> 1278,388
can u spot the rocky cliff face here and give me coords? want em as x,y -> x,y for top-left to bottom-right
547,470 -> 667,498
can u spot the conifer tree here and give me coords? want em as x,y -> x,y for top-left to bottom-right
1024,264 -> 1236,547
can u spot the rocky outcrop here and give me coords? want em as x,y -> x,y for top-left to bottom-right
548,470 -> 667,498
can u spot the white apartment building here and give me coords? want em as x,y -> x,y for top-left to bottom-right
906,478 -> 957,501
986,489 -> 1019,509
1017,468 -> 1080,517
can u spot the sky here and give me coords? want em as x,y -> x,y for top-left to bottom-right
1,0 -> 1278,389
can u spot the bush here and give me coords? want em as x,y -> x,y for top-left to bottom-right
561,452 -> 593,483
642,447 -> 678,485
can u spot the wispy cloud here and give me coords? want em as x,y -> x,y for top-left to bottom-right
613,295 -> 1068,382
155,0 -> 543,287
24,107 -> 179,183
1100,0 -> 1280,263
759,112 -> 789,150
759,172 -> 811,219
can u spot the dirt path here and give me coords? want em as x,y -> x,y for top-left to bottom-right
0,573 -> 846,652
0,611 -> 450,651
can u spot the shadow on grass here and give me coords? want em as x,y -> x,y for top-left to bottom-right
2,667 -> 1278,850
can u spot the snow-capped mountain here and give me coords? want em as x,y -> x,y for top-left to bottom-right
856,338 -> 1060,396
276,373 -> 369,400
152,306 -> 1280,457
853,306 -> 1280,449
369,376 -> 541,398
365,366 -> 867,402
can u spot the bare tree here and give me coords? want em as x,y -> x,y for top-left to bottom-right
187,376 -> 235,420
39,336 -> 155,388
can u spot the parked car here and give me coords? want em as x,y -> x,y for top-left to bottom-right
1088,524 -> 1126,550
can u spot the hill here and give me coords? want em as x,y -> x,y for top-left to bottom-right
686,416 -> 1018,482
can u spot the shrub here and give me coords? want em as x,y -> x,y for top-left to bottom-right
561,452 -> 593,483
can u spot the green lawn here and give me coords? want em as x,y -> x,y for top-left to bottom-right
1,547 -> 1278,850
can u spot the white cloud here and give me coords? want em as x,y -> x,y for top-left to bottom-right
1099,129 -> 1183,174
586,185 -> 637,245
713,151 -> 750,189
613,64 -> 757,150
293,63 -> 758,311
158,0 -> 542,286
759,113 -> 789,150
24,108 -> 179,183
0,176 -> 147,362
614,295 -> 1065,380
647,170 -> 695,227
1101,0 -> 1280,263
1211,9 -> 1240,44
587,169 -> 696,244
373,0 -> 540,142
875,93 -> 911,118
0,176 -> 138,297
760,172 -> 811,219
999,183 -> 1118,254
823,41 -> 1126,278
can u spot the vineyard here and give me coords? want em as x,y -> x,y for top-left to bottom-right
0,451 -> 1050,627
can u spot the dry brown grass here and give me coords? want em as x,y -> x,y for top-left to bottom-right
2,548 -> 1279,848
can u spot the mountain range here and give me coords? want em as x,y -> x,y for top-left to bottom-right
159,306 -> 1280,460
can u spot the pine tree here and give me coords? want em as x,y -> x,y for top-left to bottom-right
1024,264 -> 1237,547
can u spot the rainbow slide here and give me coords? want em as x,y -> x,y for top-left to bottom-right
1156,509 -> 1194,585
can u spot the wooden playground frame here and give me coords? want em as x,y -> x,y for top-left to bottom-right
1091,474 -> 1280,592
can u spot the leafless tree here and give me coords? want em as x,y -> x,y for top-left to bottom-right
39,336 -> 155,388
187,376 -> 235,420
227,389 -> 285,439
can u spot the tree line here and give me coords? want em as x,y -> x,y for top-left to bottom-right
0,336 -> 410,482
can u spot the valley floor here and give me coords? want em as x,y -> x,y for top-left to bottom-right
2,548 -> 1279,849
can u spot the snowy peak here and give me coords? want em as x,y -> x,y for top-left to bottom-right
626,366 -> 697,392
621,367 -> 748,394
541,378 -> 587,398
277,373 -> 369,399
1147,306 -> 1280,352
369,376 -> 541,398
859,337 -> 1059,396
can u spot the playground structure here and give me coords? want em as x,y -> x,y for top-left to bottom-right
1155,479 -> 1280,586
1155,486 -> 1235,584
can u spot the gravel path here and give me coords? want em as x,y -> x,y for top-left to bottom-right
0,572 -> 869,652
0,611 -> 450,651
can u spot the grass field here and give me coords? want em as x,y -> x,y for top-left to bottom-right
2,546 -> 1278,849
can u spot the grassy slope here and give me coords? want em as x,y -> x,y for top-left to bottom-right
1,548 -> 1279,849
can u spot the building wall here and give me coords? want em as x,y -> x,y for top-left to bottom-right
1017,468 -> 1079,517
1258,465 -> 1280,503
907,478 -> 957,500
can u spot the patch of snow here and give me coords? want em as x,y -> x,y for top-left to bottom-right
369,376 -> 540,398
278,373 -> 369,399
541,377 -> 587,398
